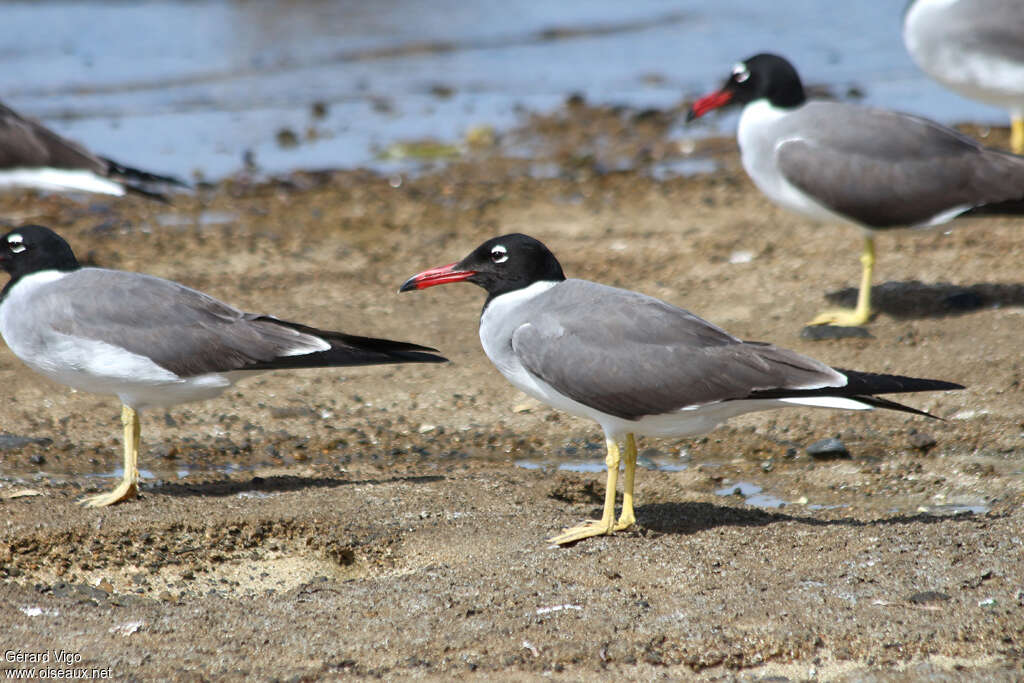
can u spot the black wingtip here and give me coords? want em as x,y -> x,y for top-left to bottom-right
745,369 -> 963,420
238,345 -> 447,371
101,156 -> 191,203
241,316 -> 449,369
833,369 -> 965,395
386,350 -> 449,364
102,157 -> 190,188
849,395 -> 944,420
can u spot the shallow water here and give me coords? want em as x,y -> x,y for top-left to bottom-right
714,480 -> 789,509
1,1 -> 1008,181
515,455 -> 688,474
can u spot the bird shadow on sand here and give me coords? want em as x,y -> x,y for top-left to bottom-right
147,473 -> 445,499
635,501 -> 997,537
824,280 -> 1024,319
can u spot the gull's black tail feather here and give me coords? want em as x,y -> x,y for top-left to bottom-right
102,157 -> 189,188
746,369 -> 964,419
829,369 -> 964,396
240,317 -> 448,370
101,157 -> 190,203
833,394 -> 937,419
964,197 -> 1024,217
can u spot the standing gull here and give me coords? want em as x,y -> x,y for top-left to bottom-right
401,234 -> 962,544
687,53 -> 1024,326
904,0 -> 1024,154
0,225 -> 446,506
0,101 -> 186,201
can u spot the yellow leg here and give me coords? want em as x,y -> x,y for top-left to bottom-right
808,235 -> 875,326
1011,116 -> 1024,155
80,405 -> 140,507
614,433 -> 638,531
548,437 -> 621,544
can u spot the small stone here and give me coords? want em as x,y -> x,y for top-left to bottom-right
429,83 -> 454,98
760,460 -> 774,472
908,590 -> 950,604
77,584 -> 109,601
270,405 -> 315,419
29,454 -> 45,465
0,434 -> 52,451
806,437 -> 850,459
907,430 -> 937,452
276,128 -> 299,148
800,325 -> 872,341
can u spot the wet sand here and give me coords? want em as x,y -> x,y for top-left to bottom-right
0,104 -> 1022,680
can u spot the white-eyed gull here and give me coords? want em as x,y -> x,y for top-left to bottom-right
0,225 -> 446,506
687,53 -> 1024,326
400,233 -> 962,544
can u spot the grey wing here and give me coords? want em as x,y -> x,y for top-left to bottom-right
776,103 -> 1024,227
511,292 -> 844,421
0,102 -> 107,173
941,2 -> 1024,62
44,270 -> 326,377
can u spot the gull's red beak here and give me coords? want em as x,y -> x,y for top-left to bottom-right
686,89 -> 734,121
399,262 -> 476,292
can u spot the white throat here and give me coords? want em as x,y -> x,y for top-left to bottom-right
478,280 -> 559,367
480,279 -> 558,338
736,98 -> 851,225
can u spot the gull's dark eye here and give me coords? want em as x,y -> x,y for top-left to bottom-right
7,234 -> 26,254
490,245 -> 508,264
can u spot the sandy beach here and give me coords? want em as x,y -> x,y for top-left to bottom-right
1,103 -> 1022,680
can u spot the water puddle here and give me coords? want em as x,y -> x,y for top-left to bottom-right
714,481 -> 789,509
0,461 -> 266,490
712,479 -> 991,516
1,2 -> 1006,181
154,210 -> 241,229
515,454 -> 688,473
648,157 -> 719,180
918,503 -> 991,516
713,481 -> 860,512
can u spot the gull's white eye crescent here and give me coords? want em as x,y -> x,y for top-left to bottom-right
731,63 -> 750,83
7,234 -> 25,254
490,245 -> 508,263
